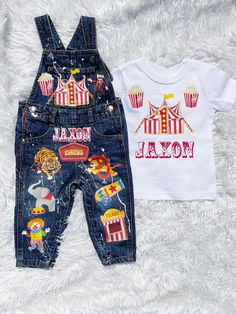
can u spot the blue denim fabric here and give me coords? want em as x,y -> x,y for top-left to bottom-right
15,15 -> 136,268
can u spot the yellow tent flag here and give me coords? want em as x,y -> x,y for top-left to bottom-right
164,93 -> 174,100
70,68 -> 81,74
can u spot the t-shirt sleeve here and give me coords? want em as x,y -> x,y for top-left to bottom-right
207,64 -> 236,112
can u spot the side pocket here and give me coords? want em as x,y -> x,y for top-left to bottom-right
25,112 -> 52,141
92,114 -> 122,139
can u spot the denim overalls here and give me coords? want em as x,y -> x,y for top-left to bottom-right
15,15 -> 136,268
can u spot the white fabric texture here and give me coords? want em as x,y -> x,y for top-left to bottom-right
0,0 -> 236,313
112,58 -> 236,200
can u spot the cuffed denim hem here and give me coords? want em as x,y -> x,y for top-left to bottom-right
101,253 -> 136,266
16,259 -> 53,269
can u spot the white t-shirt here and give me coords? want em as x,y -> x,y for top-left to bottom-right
112,58 -> 236,200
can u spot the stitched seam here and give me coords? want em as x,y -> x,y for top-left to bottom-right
46,15 -> 56,49
79,179 -> 110,257
81,17 -> 88,50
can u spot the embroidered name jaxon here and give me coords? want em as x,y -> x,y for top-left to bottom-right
135,141 -> 194,159
53,127 -> 91,142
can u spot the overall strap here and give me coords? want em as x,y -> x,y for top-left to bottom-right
35,15 -> 65,50
67,16 -> 97,50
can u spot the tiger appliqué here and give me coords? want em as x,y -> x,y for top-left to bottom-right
32,147 -> 61,180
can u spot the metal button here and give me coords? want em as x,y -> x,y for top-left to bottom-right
47,55 -> 52,62
30,106 -> 37,112
107,105 -> 114,112
47,54 -> 53,62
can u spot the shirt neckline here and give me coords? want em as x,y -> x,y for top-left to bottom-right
136,58 -> 191,85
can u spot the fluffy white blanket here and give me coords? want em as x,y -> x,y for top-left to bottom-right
0,0 -> 236,313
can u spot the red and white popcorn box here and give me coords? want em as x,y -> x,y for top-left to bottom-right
184,87 -> 199,108
38,73 -> 54,96
128,86 -> 144,109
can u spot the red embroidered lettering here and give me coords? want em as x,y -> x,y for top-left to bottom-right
83,127 -> 91,142
53,128 -> 60,141
76,128 -> 83,142
60,128 -> 68,142
159,142 -> 171,158
135,142 -> 145,158
53,127 -> 92,143
172,142 -> 182,158
146,142 -> 158,158
68,128 -> 77,142
135,141 -> 195,159
182,141 -> 194,158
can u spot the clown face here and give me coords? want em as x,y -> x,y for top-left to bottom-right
27,218 -> 45,230
31,221 -> 41,230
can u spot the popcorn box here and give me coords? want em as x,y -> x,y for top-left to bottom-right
184,86 -> 199,108
128,86 -> 144,109
38,73 -> 54,96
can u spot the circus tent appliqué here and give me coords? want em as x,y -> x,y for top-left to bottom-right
54,74 -> 90,106
135,97 -> 193,135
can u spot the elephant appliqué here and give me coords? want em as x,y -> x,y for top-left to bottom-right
28,180 -> 56,212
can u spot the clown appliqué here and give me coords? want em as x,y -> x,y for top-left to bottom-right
22,218 -> 50,254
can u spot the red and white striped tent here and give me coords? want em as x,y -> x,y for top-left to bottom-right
54,74 -> 90,106
101,209 -> 128,243
143,100 -> 187,135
